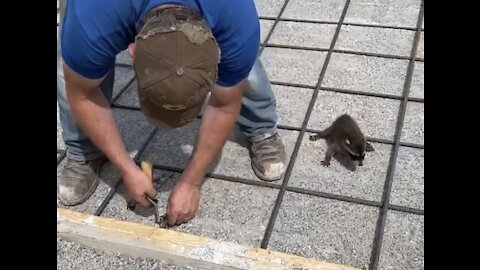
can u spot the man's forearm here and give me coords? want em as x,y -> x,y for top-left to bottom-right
181,103 -> 239,186
67,86 -> 137,174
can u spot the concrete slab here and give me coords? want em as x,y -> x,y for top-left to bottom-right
137,119 -> 201,171
261,47 -> 327,86
390,147 -> 424,210
57,238 -> 191,270
111,108 -> 157,156
260,19 -> 274,43
269,21 -> 337,49
272,85 -> 313,128
253,0 -> 285,17
139,121 -> 299,182
336,25 -> 415,56
416,31 -> 424,59
101,173 -> 279,247
116,50 -> 133,66
115,82 -> 139,107
268,191 -> 378,269
409,62 -> 424,99
400,101 -> 424,145
282,0 -> 347,22
288,134 -> 391,202
113,66 -> 135,99
307,91 -> 400,141
344,0 -> 421,28
57,108 -> 156,214
323,53 -> 409,96
377,211 -> 424,270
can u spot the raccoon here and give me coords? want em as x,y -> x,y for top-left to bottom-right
309,114 -> 374,166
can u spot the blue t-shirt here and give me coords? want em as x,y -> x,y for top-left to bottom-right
60,0 -> 260,87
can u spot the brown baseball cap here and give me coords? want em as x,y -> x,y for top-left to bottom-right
133,6 -> 220,128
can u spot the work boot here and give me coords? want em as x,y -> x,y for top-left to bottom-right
249,133 -> 287,181
58,155 -> 106,206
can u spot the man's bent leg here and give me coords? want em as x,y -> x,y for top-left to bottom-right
57,41 -> 115,205
57,60 -> 114,161
238,58 -> 286,181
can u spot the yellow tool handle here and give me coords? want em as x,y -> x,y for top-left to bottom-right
140,160 -> 153,181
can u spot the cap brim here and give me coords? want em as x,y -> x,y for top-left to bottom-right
139,96 -> 202,128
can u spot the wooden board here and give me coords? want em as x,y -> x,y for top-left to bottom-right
57,208 -> 361,270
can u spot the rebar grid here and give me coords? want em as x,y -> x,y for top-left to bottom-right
149,162 -> 424,216
108,105 -> 426,150
259,16 -> 419,31
367,1 -> 424,269
258,0 -> 353,249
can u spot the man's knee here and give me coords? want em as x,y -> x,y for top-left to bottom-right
57,58 -> 68,103
247,58 -> 263,89
245,58 -> 273,99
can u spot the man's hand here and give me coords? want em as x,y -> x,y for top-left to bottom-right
122,166 -> 157,208
166,180 -> 201,225
128,43 -> 136,59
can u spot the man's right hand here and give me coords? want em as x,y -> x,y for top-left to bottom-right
122,167 -> 157,207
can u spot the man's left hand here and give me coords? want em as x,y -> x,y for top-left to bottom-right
166,180 -> 201,226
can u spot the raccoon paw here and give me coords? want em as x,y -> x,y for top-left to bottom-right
321,160 -> 330,167
309,135 -> 319,141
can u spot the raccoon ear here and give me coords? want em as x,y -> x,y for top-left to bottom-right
366,142 -> 375,152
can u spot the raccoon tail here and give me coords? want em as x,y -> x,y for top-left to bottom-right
309,126 -> 332,141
